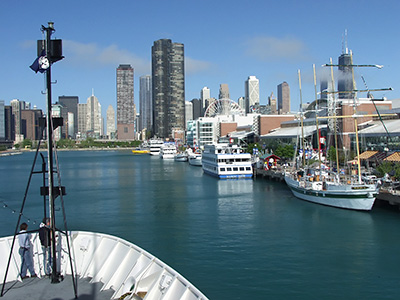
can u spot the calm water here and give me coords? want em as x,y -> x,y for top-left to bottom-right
1,150 -> 399,299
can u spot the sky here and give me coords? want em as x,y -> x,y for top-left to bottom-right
1,0 -> 400,118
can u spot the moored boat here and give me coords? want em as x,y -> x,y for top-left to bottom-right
202,143 -> 252,178
149,139 -> 164,156
132,148 -> 150,154
174,152 -> 188,162
159,142 -> 177,159
284,170 -> 378,210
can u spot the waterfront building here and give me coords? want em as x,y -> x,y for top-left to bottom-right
117,64 -> 135,140
201,87 -> 210,111
0,100 -> 4,141
58,96 -> 78,139
219,84 -> 230,99
10,99 -> 22,142
277,82 -> 290,114
106,105 -> 116,139
268,92 -> 277,114
4,105 -> 13,141
245,76 -> 260,113
77,103 -> 87,139
152,39 -> 185,139
139,75 -> 152,133
185,101 -> 193,127
21,109 -> 42,141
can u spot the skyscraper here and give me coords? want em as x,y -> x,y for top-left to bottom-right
277,82 -> 290,114
338,49 -> 354,99
245,76 -> 260,113
219,84 -> 230,99
201,87 -> 210,111
106,105 -> 116,139
86,93 -> 102,138
139,75 -> 152,132
116,64 -> 135,140
268,92 -> 277,114
152,39 -> 185,139
58,96 -> 78,138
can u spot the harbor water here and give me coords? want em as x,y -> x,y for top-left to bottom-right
1,150 -> 399,299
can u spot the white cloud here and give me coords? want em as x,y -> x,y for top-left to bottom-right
185,57 -> 212,75
63,40 -> 150,73
61,40 -> 211,76
245,36 -> 309,62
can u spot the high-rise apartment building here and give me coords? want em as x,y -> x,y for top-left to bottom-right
277,82 -> 290,114
106,105 -> 115,139
245,76 -> 260,113
219,84 -> 230,99
58,96 -> 78,138
116,64 -> 135,140
152,39 -> 185,139
139,75 -> 152,132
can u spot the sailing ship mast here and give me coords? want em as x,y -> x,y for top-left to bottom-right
321,58 -> 393,183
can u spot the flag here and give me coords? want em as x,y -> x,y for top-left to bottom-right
30,50 -> 49,73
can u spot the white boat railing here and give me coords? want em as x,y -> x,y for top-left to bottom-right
0,231 -> 208,300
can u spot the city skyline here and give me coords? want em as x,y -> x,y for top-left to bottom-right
1,1 -> 400,118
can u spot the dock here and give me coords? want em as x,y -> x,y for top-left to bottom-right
254,168 -> 285,181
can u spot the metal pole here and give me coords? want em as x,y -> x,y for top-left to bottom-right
43,22 -> 60,284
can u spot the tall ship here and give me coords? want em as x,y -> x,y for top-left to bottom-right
202,143 -> 253,179
149,139 -> 164,156
0,22 -> 209,300
284,59 -> 391,211
159,142 -> 177,159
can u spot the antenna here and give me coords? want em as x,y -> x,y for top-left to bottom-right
342,29 -> 348,54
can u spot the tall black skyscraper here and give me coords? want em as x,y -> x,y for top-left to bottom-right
338,50 -> 354,99
152,39 -> 185,139
58,96 -> 78,138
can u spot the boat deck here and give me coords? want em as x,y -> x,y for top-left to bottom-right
0,275 -> 114,300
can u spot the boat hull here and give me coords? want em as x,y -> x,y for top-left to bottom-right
203,168 -> 252,179
0,231 -> 208,299
188,156 -> 202,166
284,174 -> 377,211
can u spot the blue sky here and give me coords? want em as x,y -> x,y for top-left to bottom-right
1,0 -> 400,117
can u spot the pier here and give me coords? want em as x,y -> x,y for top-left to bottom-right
254,168 -> 285,181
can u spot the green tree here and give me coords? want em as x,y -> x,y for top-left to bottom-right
376,161 -> 394,177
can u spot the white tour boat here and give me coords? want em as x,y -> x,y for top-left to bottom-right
202,143 -> 253,179
149,139 -> 164,156
159,142 -> 177,159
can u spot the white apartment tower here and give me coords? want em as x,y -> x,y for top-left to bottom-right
245,76 -> 260,113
